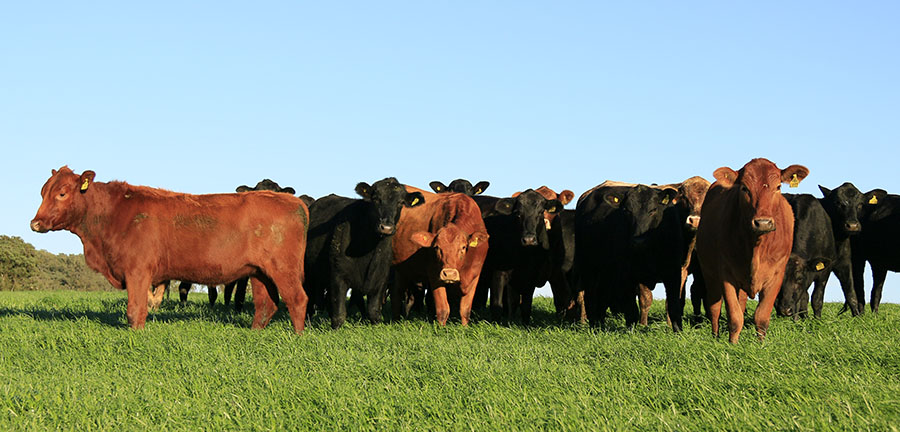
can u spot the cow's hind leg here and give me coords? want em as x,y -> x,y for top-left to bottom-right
638,284 -> 652,326
870,266 -> 888,313
250,276 -> 278,330
148,283 -> 166,311
267,271 -> 308,335
125,272 -> 152,329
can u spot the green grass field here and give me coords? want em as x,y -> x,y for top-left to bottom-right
1,291 -> 898,431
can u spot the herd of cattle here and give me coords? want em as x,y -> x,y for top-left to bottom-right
29,159 -> 899,343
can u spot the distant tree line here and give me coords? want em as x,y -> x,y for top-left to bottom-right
0,235 -> 112,291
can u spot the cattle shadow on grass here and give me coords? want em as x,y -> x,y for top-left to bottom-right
0,297 -> 263,328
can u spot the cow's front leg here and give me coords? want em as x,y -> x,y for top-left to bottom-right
125,272 -> 152,329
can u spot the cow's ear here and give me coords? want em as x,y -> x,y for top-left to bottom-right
865,189 -> 887,206
411,231 -> 435,248
236,185 -> 253,193
781,165 -> 810,188
468,231 -> 489,248
557,190 -> 575,205
544,199 -> 562,214
713,167 -> 738,187
473,181 -> 490,195
495,198 -> 514,215
280,187 -> 296,195
299,195 -> 315,208
604,193 -> 622,207
659,188 -> 678,206
429,181 -> 448,193
355,182 -> 372,200
404,192 -> 424,207
818,185 -> 832,197
79,171 -> 96,193
52,168 -> 58,175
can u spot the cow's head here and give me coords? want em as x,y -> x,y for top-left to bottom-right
356,177 -> 424,236
677,176 -> 711,231
429,179 -> 490,196
776,255 -> 829,319
236,179 -> 295,194
818,183 -> 885,235
604,185 -> 678,248
31,166 -> 95,233
713,158 -> 809,235
514,186 -> 575,227
494,189 -> 562,247
411,224 -> 489,284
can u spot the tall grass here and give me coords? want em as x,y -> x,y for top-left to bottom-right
1,291 -> 898,431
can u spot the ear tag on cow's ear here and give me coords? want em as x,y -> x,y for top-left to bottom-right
869,196 -> 878,205
662,196 -> 669,205
469,238 -> 478,248
475,188 -> 482,195
815,262 -> 825,271
613,197 -> 619,203
81,179 -> 90,191
411,197 -> 420,206
789,174 -> 799,188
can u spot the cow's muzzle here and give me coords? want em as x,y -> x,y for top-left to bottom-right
377,223 -> 396,235
521,235 -> 538,246
685,215 -> 701,230
439,268 -> 460,283
845,221 -> 861,233
751,218 -> 775,234
30,219 -> 49,233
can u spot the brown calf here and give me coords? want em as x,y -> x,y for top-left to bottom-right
31,166 -> 310,333
696,158 -> 808,343
392,187 -> 489,325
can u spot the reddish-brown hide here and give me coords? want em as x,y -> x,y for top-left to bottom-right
31,166 -> 310,333
696,158 -> 809,343
392,186 -> 489,325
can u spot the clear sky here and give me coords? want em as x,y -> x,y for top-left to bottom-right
2,2 -> 898,303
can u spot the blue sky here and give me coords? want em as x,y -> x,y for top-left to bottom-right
2,2 -> 898,303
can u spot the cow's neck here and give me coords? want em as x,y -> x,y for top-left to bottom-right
68,182 -> 127,286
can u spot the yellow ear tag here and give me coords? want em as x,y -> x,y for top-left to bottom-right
815,262 -> 825,271
789,174 -> 799,188
411,197 -> 419,206
548,206 -> 556,213
613,197 -> 619,203
469,238 -> 478,247
475,188 -> 482,195
869,196 -> 878,205
662,196 -> 669,205
81,179 -> 90,191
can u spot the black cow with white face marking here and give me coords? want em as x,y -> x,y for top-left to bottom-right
429,179 -> 490,197
304,178 -> 424,329
471,189 -> 562,324
818,183 -> 883,316
774,194 -> 840,319
850,187 -> 894,313
575,182 -> 679,329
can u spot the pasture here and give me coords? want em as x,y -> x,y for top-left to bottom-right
1,290 -> 898,431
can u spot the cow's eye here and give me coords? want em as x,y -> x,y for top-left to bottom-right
776,184 -> 781,191
58,192 -> 67,198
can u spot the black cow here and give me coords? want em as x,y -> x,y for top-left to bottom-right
818,183 -> 883,316
304,178 -> 424,329
774,194 -> 841,319
548,209 -> 579,321
851,188 -> 894,313
471,190 -> 562,324
575,182 -> 680,330
429,179 -> 490,196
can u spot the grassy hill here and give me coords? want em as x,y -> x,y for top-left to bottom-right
1,291 -> 898,431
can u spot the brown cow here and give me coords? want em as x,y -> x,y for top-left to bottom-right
696,158 -> 809,343
31,166 -> 311,333
392,187 -> 489,325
